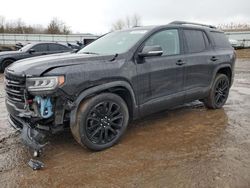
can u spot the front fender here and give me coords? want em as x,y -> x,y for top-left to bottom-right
69,81 -> 138,128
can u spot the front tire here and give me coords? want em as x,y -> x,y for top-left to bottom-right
71,93 -> 129,151
204,74 -> 230,109
1,59 -> 14,73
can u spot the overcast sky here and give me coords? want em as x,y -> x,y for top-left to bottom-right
0,0 -> 249,34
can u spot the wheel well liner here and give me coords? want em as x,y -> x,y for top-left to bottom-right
216,66 -> 232,84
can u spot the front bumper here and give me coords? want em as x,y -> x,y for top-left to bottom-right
8,115 -> 47,151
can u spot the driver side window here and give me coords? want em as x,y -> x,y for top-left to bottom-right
145,29 -> 180,56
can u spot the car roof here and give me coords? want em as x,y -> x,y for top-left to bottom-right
30,42 -> 67,46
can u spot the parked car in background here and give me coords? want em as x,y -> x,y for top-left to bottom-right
229,39 -> 243,49
0,42 -> 72,72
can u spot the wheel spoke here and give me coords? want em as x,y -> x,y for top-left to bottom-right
93,108 -> 103,118
98,128 -> 104,143
106,102 -> 114,116
108,127 -> 117,135
215,94 -> 221,103
87,123 -> 99,131
110,106 -> 121,117
111,114 -> 123,122
90,127 -> 102,139
110,122 -> 122,129
104,127 -> 109,142
221,84 -> 228,91
87,116 -> 99,123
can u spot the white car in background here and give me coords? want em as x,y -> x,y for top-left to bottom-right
229,39 -> 243,49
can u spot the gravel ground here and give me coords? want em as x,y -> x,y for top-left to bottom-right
0,56 -> 250,187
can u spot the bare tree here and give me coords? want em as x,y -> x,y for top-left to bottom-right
112,19 -> 125,31
0,16 -> 5,33
0,16 -> 71,34
111,14 -> 142,31
47,18 -> 61,34
131,14 -> 141,27
47,18 -> 71,34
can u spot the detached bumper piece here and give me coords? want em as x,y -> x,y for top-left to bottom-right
9,115 -> 47,170
9,115 -> 48,151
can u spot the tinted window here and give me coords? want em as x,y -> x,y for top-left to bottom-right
184,30 -> 206,53
210,32 -> 231,48
49,44 -> 68,51
145,29 -> 180,56
33,44 -> 48,52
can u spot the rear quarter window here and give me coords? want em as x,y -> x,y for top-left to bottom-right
210,32 -> 232,48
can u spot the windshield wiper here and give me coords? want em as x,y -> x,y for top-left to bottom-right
81,52 -> 99,55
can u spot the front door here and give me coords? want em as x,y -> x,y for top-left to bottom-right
135,29 -> 185,115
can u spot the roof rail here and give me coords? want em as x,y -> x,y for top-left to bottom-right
169,21 -> 217,29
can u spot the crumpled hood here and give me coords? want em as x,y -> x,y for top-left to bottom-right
6,52 -> 116,76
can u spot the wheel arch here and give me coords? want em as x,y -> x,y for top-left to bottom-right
70,81 -> 139,128
2,57 -> 16,63
210,64 -> 233,89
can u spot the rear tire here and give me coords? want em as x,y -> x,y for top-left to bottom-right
204,74 -> 230,109
70,93 -> 129,151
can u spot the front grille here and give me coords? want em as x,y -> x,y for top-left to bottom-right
5,73 -> 26,103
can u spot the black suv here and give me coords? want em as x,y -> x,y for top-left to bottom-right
5,21 -> 235,153
0,42 -> 72,72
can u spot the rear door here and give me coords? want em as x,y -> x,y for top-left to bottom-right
136,29 -> 186,115
182,29 -> 215,102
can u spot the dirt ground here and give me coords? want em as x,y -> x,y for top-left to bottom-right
236,48 -> 250,59
1,52 -> 250,187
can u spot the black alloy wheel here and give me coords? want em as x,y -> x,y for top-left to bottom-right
86,101 -> 124,144
204,74 -> 230,109
214,77 -> 229,106
71,93 -> 129,151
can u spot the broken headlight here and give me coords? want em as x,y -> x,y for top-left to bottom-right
27,76 -> 65,91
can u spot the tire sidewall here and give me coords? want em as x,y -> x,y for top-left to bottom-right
78,93 -> 129,151
1,59 -> 14,72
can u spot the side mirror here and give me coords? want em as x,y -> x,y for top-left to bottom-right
138,45 -> 163,57
29,49 -> 35,54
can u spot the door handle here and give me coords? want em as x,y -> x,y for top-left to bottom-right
176,59 -> 186,66
210,56 -> 219,61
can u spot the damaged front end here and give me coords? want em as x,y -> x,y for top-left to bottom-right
5,71 -> 72,153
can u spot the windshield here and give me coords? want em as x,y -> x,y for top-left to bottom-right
19,44 -> 32,52
78,29 -> 149,55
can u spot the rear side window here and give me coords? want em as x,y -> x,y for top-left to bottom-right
48,44 -> 68,51
33,44 -> 48,52
184,30 -> 207,53
210,32 -> 231,48
144,29 -> 180,56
